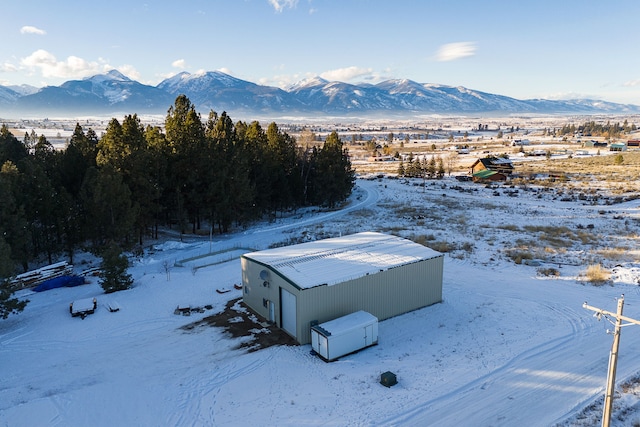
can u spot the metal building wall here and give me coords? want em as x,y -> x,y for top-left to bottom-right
242,254 -> 444,345
241,256 -> 287,325
294,255 -> 444,344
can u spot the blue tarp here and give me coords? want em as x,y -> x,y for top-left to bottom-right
33,275 -> 85,292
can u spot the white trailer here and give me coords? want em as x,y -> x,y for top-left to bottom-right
311,311 -> 378,362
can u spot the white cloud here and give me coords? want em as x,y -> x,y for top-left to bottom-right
541,91 -> 594,100
435,42 -> 477,62
116,64 -> 141,81
0,62 -> 18,73
20,49 -> 104,79
320,66 -> 373,82
19,49 -> 142,82
217,67 -> 234,75
172,59 -> 186,69
268,0 -> 298,13
261,67 -> 392,90
624,79 -> 640,87
20,26 -> 46,35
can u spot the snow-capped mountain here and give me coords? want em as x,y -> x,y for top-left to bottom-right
158,71 -> 302,113
1,70 -> 638,117
0,85 -> 21,105
13,70 -> 174,115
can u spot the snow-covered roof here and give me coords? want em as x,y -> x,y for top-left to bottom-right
243,232 -> 442,289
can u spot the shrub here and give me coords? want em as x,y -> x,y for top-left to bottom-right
100,243 -> 134,294
583,264 -> 611,285
505,250 -> 534,264
408,234 -> 436,246
537,268 -> 560,277
428,241 -> 456,253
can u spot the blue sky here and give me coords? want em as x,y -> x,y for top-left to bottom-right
2,0 -> 639,105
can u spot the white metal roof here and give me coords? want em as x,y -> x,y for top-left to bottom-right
243,232 -> 442,289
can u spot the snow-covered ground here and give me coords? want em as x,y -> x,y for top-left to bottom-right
2,176 -> 640,427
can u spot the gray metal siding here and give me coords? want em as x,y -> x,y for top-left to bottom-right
243,254 -> 444,345
295,255 -> 444,344
241,257 -> 283,327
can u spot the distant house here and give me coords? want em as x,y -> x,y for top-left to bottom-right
610,143 -> 627,152
627,139 -> 640,147
583,140 -> 607,148
470,157 -> 514,182
367,155 -> 395,162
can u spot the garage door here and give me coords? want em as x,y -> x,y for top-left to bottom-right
280,288 -> 297,338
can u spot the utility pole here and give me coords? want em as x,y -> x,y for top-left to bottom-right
583,295 -> 640,427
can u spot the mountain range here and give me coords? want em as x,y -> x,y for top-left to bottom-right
1,69 -> 638,118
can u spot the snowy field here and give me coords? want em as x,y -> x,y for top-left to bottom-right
2,174 -> 640,427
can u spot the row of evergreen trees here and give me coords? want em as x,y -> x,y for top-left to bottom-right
397,155 -> 446,179
0,95 -> 355,281
557,120 -> 636,138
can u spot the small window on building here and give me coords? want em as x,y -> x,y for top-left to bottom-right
263,280 -> 270,288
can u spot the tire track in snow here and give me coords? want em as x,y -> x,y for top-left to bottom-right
378,298 -> 603,427
169,349 -> 275,427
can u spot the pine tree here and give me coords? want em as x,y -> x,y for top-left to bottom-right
427,156 -> 436,179
99,243 -> 133,294
311,131 -> 355,207
0,236 -> 28,318
0,162 -> 31,271
436,156 -> 446,179
397,159 -> 405,177
80,166 -> 137,247
0,124 -> 28,165
165,95 -> 206,233
0,280 -> 28,319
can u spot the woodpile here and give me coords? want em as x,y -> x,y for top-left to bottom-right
10,261 -> 74,289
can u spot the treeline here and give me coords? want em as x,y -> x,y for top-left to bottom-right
397,154 -> 446,179
557,120 -> 637,138
0,95 -> 354,277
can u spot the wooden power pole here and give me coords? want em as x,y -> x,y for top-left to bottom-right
583,295 -> 640,427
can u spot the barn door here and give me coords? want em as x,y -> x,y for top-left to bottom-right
280,288 -> 297,338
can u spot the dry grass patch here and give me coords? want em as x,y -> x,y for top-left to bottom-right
582,264 -> 611,285
522,225 -> 597,248
349,208 -> 376,218
498,224 -> 521,232
537,267 -> 560,277
427,240 -> 457,253
407,233 -> 437,247
593,247 -> 635,262
504,249 -> 535,264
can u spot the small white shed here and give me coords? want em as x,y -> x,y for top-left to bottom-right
311,310 -> 378,362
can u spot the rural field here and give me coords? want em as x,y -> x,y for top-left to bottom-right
2,125 -> 640,426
